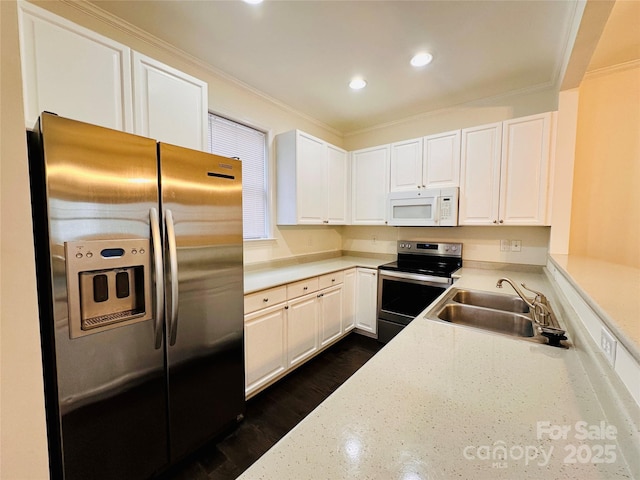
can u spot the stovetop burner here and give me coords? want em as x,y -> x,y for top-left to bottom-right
379,240 -> 462,278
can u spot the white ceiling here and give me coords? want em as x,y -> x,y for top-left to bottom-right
88,0 -> 583,134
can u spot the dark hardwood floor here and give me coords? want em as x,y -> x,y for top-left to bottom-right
162,333 -> 383,480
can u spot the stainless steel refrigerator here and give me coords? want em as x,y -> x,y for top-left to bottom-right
28,113 -> 245,479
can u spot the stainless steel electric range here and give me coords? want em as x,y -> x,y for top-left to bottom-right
377,241 -> 462,343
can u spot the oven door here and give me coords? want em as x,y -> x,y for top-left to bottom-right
377,270 -> 450,343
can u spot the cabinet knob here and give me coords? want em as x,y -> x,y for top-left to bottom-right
285,305 -> 289,310
317,293 -> 324,298
493,220 -> 498,224
499,219 -> 504,224
263,298 -> 269,302
303,286 -> 308,290
323,220 -> 329,224
332,278 -> 335,282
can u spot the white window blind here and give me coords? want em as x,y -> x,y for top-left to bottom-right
207,114 -> 268,240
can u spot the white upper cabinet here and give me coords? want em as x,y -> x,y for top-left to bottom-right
18,3 -> 208,150
351,145 -> 390,225
132,53 -> 208,151
423,130 -> 461,189
326,144 -> 350,224
390,138 -> 423,191
459,113 -> 553,226
389,130 -> 461,192
18,2 -> 133,131
499,113 -> 553,225
276,130 -> 348,225
459,122 -> 503,225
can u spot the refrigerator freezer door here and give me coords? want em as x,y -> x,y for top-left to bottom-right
159,143 -> 245,461
29,114 -> 169,479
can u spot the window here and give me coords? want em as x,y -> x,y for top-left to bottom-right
207,113 -> 268,240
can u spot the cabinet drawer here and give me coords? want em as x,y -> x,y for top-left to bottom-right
287,277 -> 319,300
319,271 -> 344,290
244,286 -> 287,314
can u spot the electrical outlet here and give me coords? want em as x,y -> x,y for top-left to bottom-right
600,328 -> 617,366
511,240 -> 522,252
500,239 -> 510,252
372,236 -> 377,244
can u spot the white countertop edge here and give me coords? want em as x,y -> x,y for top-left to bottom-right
547,255 -> 640,363
243,256 -> 388,294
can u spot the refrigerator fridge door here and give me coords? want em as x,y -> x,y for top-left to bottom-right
159,144 -> 245,461
29,114 -> 169,479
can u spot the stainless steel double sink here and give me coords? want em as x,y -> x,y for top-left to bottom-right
426,287 -> 569,347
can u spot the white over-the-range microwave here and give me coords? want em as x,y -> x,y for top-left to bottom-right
387,187 -> 459,227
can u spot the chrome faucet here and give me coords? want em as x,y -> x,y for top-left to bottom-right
496,277 -> 552,327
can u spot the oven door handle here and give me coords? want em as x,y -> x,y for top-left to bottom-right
379,269 -> 451,285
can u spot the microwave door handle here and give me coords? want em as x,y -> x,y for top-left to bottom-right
150,208 -> 164,350
165,209 -> 180,346
434,195 -> 440,226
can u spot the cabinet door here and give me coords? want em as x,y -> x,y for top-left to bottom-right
500,113 -> 552,225
342,268 -> 357,333
326,145 -> 349,224
295,133 -> 327,224
355,268 -> 378,335
244,304 -> 287,396
351,145 -> 390,225
459,123 -> 502,225
287,293 -> 319,368
423,130 -> 461,188
132,52 -> 208,151
319,285 -> 343,347
390,138 -> 423,192
18,2 -> 133,131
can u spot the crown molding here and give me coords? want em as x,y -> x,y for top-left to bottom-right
343,80 -> 556,138
59,0 -> 342,138
584,59 -> 640,80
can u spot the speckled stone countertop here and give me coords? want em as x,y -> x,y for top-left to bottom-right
244,256 -> 387,294
238,266 -> 638,479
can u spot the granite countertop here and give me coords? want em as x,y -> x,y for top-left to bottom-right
244,255 -> 387,294
238,266 -> 638,479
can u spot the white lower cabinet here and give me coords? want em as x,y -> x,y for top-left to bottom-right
342,268 -> 357,332
319,285 -> 343,347
244,269 -> 360,397
244,303 -> 287,396
355,268 -> 378,335
287,292 -> 319,368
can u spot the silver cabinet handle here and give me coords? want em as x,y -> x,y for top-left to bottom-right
150,208 -> 164,350
165,209 -> 179,346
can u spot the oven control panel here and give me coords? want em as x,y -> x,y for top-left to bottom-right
397,241 -> 462,257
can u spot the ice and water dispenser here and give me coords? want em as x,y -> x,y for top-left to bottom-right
65,239 -> 152,338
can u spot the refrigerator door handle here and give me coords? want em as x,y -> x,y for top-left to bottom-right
165,209 -> 179,346
150,208 -> 165,350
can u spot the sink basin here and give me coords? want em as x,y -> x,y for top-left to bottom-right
437,304 -> 535,337
424,287 -> 568,348
451,290 -> 529,313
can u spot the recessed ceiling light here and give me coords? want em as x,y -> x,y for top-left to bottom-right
410,52 -> 433,67
349,78 -> 367,90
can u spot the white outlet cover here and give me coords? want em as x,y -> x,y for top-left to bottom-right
600,328 -> 617,366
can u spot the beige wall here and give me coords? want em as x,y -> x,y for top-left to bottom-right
343,226 -> 551,266
0,1 -> 50,478
569,64 -> 640,267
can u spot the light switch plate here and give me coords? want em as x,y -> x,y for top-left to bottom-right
600,328 -> 617,366
500,239 -> 510,252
